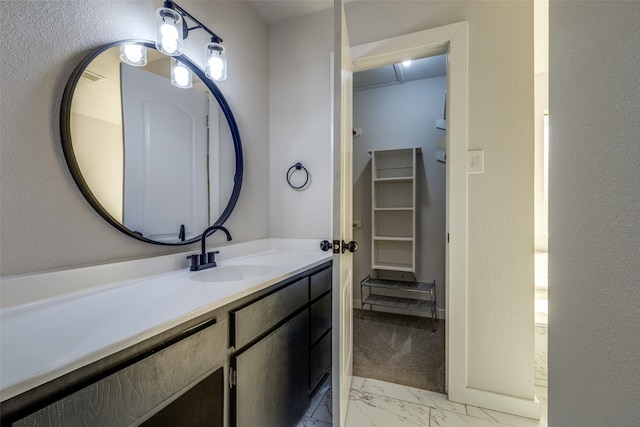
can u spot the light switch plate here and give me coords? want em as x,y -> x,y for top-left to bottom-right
468,150 -> 484,174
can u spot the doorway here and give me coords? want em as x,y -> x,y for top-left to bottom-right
341,21 -> 469,404
351,55 -> 447,393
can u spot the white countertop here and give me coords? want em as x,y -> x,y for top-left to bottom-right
0,239 -> 332,401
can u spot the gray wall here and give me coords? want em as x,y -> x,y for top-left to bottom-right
268,8 -> 334,240
549,1 -> 640,425
0,1 -> 270,276
352,77 -> 447,315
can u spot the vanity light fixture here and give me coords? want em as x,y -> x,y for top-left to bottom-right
154,0 -> 227,82
171,58 -> 192,88
120,44 -> 147,67
155,6 -> 184,55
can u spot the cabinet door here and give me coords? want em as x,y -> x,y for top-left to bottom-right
141,368 -> 223,427
233,310 -> 309,427
13,320 -> 227,427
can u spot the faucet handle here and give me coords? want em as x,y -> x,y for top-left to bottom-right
187,254 -> 200,269
207,250 -> 220,264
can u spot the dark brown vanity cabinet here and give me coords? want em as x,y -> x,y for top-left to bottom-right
230,263 -> 332,427
2,262 -> 332,427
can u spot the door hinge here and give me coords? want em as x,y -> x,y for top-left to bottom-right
229,367 -> 237,389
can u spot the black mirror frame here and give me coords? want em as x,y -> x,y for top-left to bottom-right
60,39 -> 243,246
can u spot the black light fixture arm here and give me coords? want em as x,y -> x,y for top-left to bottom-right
164,0 -> 223,43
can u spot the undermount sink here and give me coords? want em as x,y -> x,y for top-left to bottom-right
190,264 -> 275,283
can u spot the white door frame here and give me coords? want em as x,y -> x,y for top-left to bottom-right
349,21 -> 469,403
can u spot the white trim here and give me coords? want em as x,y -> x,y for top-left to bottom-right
349,21 -> 469,405
466,387 -> 541,420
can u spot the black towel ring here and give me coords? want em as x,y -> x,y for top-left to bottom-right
287,162 -> 310,190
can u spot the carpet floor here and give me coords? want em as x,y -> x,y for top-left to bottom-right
352,309 -> 445,393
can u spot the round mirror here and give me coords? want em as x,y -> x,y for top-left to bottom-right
61,40 -> 243,245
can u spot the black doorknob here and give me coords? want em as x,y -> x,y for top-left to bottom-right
320,240 -> 332,251
342,240 -> 358,253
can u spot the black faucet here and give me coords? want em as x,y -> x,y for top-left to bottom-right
187,225 -> 232,271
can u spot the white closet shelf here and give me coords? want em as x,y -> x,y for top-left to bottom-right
373,236 -> 413,242
373,177 -> 413,183
372,262 -> 414,272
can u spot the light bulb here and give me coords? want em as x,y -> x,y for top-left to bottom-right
402,60 -> 412,67
171,60 -> 192,88
205,42 -> 227,81
119,44 -> 147,66
174,66 -> 189,87
160,22 -> 179,54
207,57 -> 224,81
124,45 -> 143,63
155,7 -> 183,56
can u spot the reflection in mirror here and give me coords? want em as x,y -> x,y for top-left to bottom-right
63,41 -> 242,245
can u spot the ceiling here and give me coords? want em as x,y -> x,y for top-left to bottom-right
354,55 -> 447,91
247,1 -> 332,24
247,2 -> 446,89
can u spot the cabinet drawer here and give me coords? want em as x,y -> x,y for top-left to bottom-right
231,277 -> 309,350
310,330 -> 331,391
310,267 -> 332,300
310,292 -> 332,344
15,319 -> 227,427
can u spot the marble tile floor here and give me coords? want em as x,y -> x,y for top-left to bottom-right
297,376 -> 548,427
296,376 -> 333,427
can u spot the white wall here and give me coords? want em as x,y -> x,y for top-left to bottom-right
0,1 -> 269,276
352,77 -> 447,314
268,8 -> 334,240
270,0 -> 536,405
549,2 -> 640,425
71,113 -> 123,222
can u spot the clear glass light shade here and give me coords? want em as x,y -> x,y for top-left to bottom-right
205,42 -> 227,81
119,44 -> 147,67
155,7 -> 183,56
171,59 -> 192,89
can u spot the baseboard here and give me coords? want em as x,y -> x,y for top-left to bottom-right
465,387 -> 541,420
353,299 -> 446,320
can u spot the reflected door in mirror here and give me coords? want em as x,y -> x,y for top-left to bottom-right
121,64 -> 209,242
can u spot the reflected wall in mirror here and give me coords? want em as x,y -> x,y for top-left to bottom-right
61,40 -> 243,245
